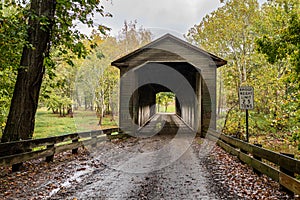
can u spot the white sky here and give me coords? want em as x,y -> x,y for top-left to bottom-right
82,0 -> 267,39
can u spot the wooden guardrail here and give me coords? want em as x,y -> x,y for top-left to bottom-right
0,128 -> 119,171
206,130 -> 300,195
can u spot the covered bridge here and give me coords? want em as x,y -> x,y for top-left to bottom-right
111,34 -> 226,136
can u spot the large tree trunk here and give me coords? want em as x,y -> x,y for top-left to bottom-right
2,0 -> 56,142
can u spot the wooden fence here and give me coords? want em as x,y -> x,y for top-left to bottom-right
0,128 -> 118,171
207,129 -> 300,195
1,127 -> 299,195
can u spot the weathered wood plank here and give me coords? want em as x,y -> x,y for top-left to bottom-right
238,151 -> 252,165
279,172 -> 300,195
252,145 -> 280,164
209,131 -> 300,176
279,154 -> 300,175
0,148 -> 54,166
216,135 -> 280,182
220,134 -> 253,153
0,128 -> 118,171
217,140 -> 239,157
251,145 -> 300,175
82,136 -> 107,148
0,133 -> 79,156
103,128 -> 119,135
77,128 -> 118,138
55,142 -> 82,154
251,158 -> 279,182
209,130 -> 300,194
0,128 -> 118,167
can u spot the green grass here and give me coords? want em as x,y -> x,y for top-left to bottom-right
34,109 -> 76,138
156,104 -> 176,113
33,108 -> 118,139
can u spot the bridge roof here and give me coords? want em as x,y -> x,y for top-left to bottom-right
111,33 -> 227,68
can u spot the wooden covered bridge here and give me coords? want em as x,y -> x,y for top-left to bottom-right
111,34 -> 227,136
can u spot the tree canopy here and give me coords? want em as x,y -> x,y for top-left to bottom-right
187,0 -> 299,146
1,0 -> 111,142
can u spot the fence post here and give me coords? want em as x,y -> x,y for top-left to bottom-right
253,143 -> 262,175
92,135 -> 97,147
46,144 -> 55,162
11,146 -> 28,172
12,163 -> 22,172
72,138 -> 79,154
280,152 -> 295,194
240,141 -> 248,155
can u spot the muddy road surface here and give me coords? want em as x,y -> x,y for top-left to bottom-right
50,137 -> 223,199
51,114 -> 224,199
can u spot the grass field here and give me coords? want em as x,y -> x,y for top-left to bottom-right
156,104 -> 176,113
2,104 -> 174,140
34,108 -> 118,139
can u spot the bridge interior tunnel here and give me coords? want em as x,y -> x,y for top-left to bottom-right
128,62 -> 206,134
130,84 -> 177,126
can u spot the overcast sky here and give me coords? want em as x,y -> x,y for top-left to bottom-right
83,0 -> 266,39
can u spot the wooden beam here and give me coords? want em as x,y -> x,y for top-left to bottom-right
208,130 -> 300,195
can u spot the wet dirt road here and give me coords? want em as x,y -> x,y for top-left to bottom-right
51,140 -> 221,200
51,114 -> 224,199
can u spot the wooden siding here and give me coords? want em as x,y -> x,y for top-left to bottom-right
113,34 -> 226,135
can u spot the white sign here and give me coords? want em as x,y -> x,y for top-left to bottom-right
239,86 -> 254,110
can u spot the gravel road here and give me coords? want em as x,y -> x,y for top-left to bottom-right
50,137 -> 224,199
51,114 -> 224,199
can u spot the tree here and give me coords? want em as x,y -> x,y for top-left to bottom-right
256,0 -> 300,145
187,0 -> 260,84
186,0 -> 261,135
0,4 -> 27,133
256,0 -> 300,74
76,22 -> 151,126
187,0 -> 299,143
77,44 -> 112,125
2,0 -> 110,142
156,92 -> 175,113
41,60 -> 75,117
118,20 -> 152,56
2,0 -> 56,142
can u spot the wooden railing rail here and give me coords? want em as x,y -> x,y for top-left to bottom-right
2,127 -> 299,195
206,129 -> 300,195
0,128 -> 119,171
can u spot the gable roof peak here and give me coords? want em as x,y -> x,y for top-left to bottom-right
112,33 -> 227,68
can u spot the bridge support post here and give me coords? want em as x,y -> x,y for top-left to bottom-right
280,152 -> 295,195
11,147 -> 27,172
46,144 -> 54,162
72,138 -> 79,154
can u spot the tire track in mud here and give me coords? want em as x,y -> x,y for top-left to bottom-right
51,114 -> 224,199
129,144 -> 220,200
50,137 -> 221,200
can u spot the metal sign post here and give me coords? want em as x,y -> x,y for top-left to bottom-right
239,86 -> 254,142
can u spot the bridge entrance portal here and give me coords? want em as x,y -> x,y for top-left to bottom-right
111,34 -> 227,136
